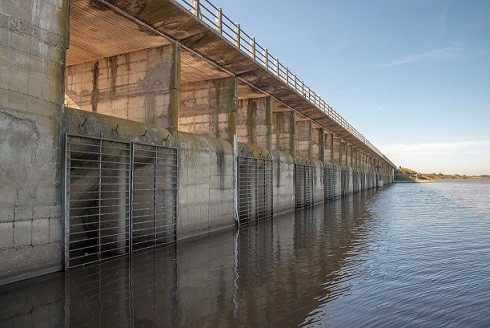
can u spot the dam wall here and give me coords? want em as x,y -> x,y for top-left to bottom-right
0,0 -> 395,286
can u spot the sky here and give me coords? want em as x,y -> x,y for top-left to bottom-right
204,0 -> 490,175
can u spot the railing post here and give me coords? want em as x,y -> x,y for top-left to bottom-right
274,58 -> 279,77
191,0 -> 200,18
215,7 -> 222,34
293,74 -> 297,90
263,48 -> 268,69
234,24 -> 241,49
250,37 -> 256,60
285,66 -> 289,84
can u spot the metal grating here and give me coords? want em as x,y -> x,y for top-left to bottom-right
132,143 -> 178,251
238,157 -> 273,224
65,135 -> 177,269
341,167 -> 352,197
353,170 -> 359,194
324,163 -> 335,201
294,163 -> 314,210
65,136 -> 131,268
360,171 -> 366,191
332,165 -> 339,198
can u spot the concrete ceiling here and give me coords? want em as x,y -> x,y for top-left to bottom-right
67,0 -> 172,65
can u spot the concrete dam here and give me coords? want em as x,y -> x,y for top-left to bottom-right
0,0 -> 395,286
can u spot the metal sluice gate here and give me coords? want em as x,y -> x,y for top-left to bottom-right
238,156 -> 273,223
64,135 -> 178,269
324,163 -> 336,200
294,163 -> 314,210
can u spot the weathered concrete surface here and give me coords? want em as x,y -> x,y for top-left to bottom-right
237,97 -> 270,148
179,77 -> 236,142
295,118 -> 311,159
65,45 -> 175,127
64,106 -> 175,147
272,109 -> 294,155
177,132 -> 235,241
0,0 -> 68,286
271,151 -> 295,216
312,160 -> 324,204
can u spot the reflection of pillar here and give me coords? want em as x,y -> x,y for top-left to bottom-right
117,158 -> 127,253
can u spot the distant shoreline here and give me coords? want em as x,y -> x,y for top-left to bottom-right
394,177 -> 490,183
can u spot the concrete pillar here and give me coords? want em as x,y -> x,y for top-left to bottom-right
272,108 -> 295,155
169,43 -> 181,136
318,128 -> 325,163
179,76 -> 237,142
324,132 -> 333,164
295,116 -> 311,159
236,96 -> 269,148
340,141 -> 346,167
333,137 -> 341,166
309,125 -> 322,160
266,97 -> 273,151
0,0 -> 69,285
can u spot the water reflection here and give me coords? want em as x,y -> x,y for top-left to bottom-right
0,190 -> 378,327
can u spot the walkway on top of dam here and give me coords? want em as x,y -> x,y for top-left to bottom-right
69,0 -> 394,166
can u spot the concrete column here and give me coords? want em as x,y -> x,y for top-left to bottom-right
236,96 -> 269,148
323,132 -> 333,164
169,43 -> 181,136
179,76 -> 237,142
340,141 -> 345,167
295,116 -> 311,159
318,128 -> 325,163
272,108 -> 295,155
1,0 -> 69,285
309,125 -> 322,160
228,78 -> 238,145
347,143 -> 354,167
330,133 -> 335,164
333,137 -> 341,166
266,97 -> 273,151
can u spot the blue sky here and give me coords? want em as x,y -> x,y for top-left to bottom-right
206,0 -> 490,175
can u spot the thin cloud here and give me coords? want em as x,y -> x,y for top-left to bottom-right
379,41 -> 464,67
380,140 -> 490,156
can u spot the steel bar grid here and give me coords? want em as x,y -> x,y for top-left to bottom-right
66,136 -> 131,268
324,164 -> 335,201
294,163 -> 314,210
131,143 -> 178,251
65,135 -> 178,269
238,157 -> 273,224
353,170 -> 359,194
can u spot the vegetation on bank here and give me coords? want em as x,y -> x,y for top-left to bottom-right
394,167 -> 488,182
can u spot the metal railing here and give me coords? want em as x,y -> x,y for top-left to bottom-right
175,0 -> 385,159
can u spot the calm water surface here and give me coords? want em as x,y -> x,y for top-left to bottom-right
1,180 -> 489,327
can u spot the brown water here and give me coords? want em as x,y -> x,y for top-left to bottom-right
1,180 -> 490,327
